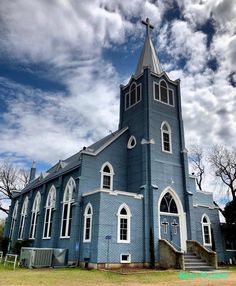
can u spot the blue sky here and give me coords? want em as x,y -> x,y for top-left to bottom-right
0,1 -> 236,213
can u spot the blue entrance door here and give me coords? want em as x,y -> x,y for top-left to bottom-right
160,215 -> 180,249
160,192 -> 181,250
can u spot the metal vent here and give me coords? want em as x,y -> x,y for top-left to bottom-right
20,247 -> 67,268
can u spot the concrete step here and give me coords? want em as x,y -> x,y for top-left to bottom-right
185,262 -> 208,266
185,259 -> 205,263
184,253 -> 215,271
185,265 -> 215,271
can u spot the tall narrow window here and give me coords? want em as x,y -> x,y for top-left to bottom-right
43,186 -> 56,239
9,201 -> 18,240
29,192 -> 41,239
161,122 -> 172,153
117,204 -> 131,243
83,203 -> 93,242
18,197 -> 29,240
125,83 -> 142,109
201,214 -> 212,246
153,80 -> 175,106
60,177 -> 75,238
160,80 -> 168,103
101,162 -> 114,190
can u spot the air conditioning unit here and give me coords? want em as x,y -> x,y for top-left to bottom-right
20,247 -> 67,268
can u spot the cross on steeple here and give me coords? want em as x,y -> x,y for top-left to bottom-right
141,18 -> 154,36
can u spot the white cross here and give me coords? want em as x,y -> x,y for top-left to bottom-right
161,218 -> 169,234
171,219 -> 179,235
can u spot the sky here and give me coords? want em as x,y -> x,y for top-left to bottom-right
0,0 -> 236,216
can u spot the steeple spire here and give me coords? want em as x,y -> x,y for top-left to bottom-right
135,18 -> 163,76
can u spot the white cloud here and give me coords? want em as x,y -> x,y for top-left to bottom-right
0,0 -> 235,212
0,70 -> 119,164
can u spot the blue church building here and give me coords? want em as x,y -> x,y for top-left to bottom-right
4,19 -> 230,269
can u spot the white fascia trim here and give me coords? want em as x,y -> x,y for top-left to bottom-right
81,127 -> 129,156
150,71 -> 180,85
121,74 -> 143,90
82,189 -> 143,199
193,204 -> 218,209
196,190 -> 213,196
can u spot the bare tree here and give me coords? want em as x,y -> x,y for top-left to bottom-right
0,160 -> 29,214
189,145 -> 205,191
208,146 -> 236,202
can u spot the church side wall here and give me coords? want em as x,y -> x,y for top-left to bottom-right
79,133 -> 128,194
193,206 -> 225,262
6,168 -> 81,262
79,192 -> 100,264
96,192 -> 143,265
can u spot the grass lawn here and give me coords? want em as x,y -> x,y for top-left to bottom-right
0,263 -> 235,286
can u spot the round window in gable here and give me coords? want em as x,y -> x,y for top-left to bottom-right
127,136 -> 137,149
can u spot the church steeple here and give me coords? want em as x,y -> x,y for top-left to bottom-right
135,18 -> 163,76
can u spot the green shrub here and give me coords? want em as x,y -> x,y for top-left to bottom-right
11,239 -> 32,255
0,237 -> 11,256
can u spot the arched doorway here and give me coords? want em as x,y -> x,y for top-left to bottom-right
158,187 -> 187,251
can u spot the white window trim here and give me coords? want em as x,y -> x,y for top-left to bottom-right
117,203 -> 131,244
18,196 -> 29,240
127,135 -> 137,149
201,214 -> 212,246
9,201 -> 18,240
83,203 -> 93,242
29,192 -> 41,240
161,121 -> 172,154
43,186 -> 56,239
100,162 -> 114,190
153,81 -> 175,107
60,177 -> 75,238
120,253 -> 131,263
125,83 -> 142,110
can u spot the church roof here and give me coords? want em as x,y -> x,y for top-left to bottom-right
135,18 -> 163,76
13,127 -> 128,197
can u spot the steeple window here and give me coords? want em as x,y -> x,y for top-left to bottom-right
161,122 -> 172,153
125,83 -> 142,110
154,80 -> 174,106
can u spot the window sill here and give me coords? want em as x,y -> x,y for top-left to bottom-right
117,241 -> 130,244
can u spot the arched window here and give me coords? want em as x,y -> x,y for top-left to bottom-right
160,80 -> 168,103
60,177 -> 75,238
117,204 -> 131,243
29,192 -> 41,239
43,186 -> 56,239
154,80 -> 174,106
160,192 -> 178,213
101,162 -> 114,190
9,200 -> 18,240
18,196 -> 29,240
125,82 -> 142,109
161,122 -> 172,153
83,203 -> 93,242
201,214 -> 212,246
